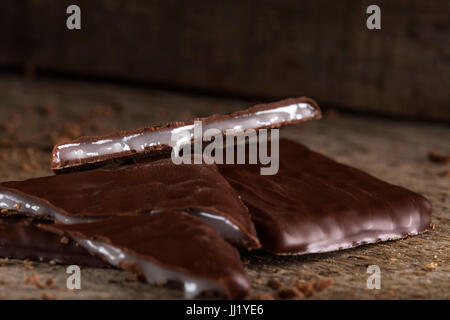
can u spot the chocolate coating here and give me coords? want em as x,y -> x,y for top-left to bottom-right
51,97 -> 321,172
0,158 -> 259,249
39,212 -> 250,299
218,139 -> 432,254
0,215 -> 108,267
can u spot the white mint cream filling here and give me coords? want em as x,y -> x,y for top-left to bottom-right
0,190 -> 247,244
53,102 -> 316,164
0,190 -> 89,224
189,209 -> 245,244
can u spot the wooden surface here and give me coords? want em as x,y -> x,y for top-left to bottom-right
1,0 -> 449,121
0,75 -> 448,299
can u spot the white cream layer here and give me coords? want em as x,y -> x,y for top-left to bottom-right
0,189 -> 247,244
53,102 -> 316,165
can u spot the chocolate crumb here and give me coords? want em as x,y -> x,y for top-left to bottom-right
428,151 -> 450,163
276,287 -> 305,300
376,290 -> 397,299
293,278 -> 333,296
60,236 -> 69,244
23,260 -> 34,270
25,273 -> 45,289
294,280 -> 316,297
41,293 -> 55,300
267,279 -> 283,290
249,293 -> 275,300
45,278 -> 56,288
25,273 -> 56,289
424,263 -> 438,272
266,267 -> 279,273
438,169 -> 450,178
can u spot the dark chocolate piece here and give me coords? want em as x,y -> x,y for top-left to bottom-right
0,215 -> 108,267
217,139 -> 432,254
0,158 -> 259,249
39,211 -> 250,299
51,97 -> 321,172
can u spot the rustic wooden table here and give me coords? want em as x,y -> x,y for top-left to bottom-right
0,75 -> 448,299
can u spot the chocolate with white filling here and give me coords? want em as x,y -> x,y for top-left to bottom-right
39,212 -> 250,299
51,97 -> 321,172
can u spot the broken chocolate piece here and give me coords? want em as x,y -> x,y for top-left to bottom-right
0,215 -> 107,267
0,158 -> 259,249
217,139 -> 432,254
51,97 -> 321,172
39,211 -> 250,299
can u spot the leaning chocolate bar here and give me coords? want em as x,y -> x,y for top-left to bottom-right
51,97 -> 321,172
0,158 -> 259,249
0,215 -> 108,267
39,212 -> 250,299
217,139 -> 432,254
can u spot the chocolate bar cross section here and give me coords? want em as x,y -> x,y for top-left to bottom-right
51,97 -> 320,172
39,212 -> 250,299
0,158 -> 260,249
217,139 -> 432,254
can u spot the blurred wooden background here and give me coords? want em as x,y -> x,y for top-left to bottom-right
0,0 -> 449,121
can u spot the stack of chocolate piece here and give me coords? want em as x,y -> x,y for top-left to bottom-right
0,97 -> 432,299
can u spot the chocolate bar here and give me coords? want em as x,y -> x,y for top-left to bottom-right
0,158 -> 260,249
217,139 -> 432,254
51,97 -> 321,172
39,211 -> 250,299
0,215 -> 108,267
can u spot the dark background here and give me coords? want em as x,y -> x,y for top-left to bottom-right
0,0 -> 449,122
